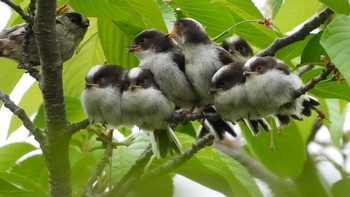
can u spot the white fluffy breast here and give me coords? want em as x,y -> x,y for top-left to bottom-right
81,86 -> 122,126
121,87 -> 175,131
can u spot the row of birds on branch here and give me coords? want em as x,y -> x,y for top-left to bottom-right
0,13 -> 320,158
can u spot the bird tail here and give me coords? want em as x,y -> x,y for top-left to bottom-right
243,118 -> 271,136
198,117 -> 236,141
301,95 -> 320,117
149,126 -> 183,159
272,114 -> 291,129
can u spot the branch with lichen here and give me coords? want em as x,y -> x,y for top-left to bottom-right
110,133 -> 214,197
0,90 -> 45,145
257,8 -> 334,57
83,131 -> 114,197
108,144 -> 153,195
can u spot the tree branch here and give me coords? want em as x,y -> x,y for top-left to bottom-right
84,133 -> 114,197
294,58 -> 334,99
108,144 -> 153,195
111,134 -> 214,197
0,90 -> 45,144
0,0 -> 33,23
67,119 -> 90,134
170,111 -> 220,126
257,8 -> 334,57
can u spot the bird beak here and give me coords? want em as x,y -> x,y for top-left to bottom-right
129,84 -> 141,90
209,88 -> 220,94
166,28 -> 177,38
82,20 -> 90,27
85,82 -> 99,88
243,71 -> 257,76
128,45 -> 141,53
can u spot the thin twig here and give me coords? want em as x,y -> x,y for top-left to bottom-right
108,144 -> 153,194
297,65 -> 315,77
212,20 -> 259,42
170,111 -> 220,126
0,0 -> 33,23
83,132 -> 114,197
111,134 -> 214,197
66,119 -> 90,134
293,59 -> 334,99
0,90 -> 45,145
257,8 -> 334,57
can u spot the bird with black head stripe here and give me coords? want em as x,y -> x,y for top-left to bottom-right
121,67 -> 182,158
128,29 -> 199,109
243,56 -> 320,128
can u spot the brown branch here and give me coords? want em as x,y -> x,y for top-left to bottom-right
84,132 -> 114,197
0,0 -> 33,23
257,8 -> 334,57
110,134 -> 214,197
108,144 -> 153,194
0,90 -> 45,145
170,111 -> 220,126
293,58 -> 334,99
67,119 -> 90,134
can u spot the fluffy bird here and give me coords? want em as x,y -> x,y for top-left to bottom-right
243,56 -> 319,126
222,35 -> 253,61
121,67 -> 182,158
210,61 -> 271,135
81,64 -> 126,127
128,29 -> 199,109
0,12 -> 89,67
167,18 -> 238,139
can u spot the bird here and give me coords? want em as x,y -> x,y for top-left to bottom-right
0,12 -> 89,68
222,35 -> 253,61
121,67 -> 182,158
243,56 -> 320,126
210,61 -> 271,135
167,18 -> 239,140
81,64 -> 126,127
128,29 -> 199,109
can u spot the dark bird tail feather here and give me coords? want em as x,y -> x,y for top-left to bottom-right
150,126 -> 183,158
302,96 -> 320,117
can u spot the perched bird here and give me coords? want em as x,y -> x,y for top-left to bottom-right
210,61 -> 271,135
167,18 -> 237,139
0,12 -> 89,68
128,29 -> 199,109
243,56 -> 319,126
121,67 -> 182,158
81,64 -> 126,127
222,35 -> 253,61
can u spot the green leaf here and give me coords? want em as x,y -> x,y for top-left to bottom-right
323,99 -> 347,148
270,0 -> 283,18
321,15 -> 350,87
242,121 -> 306,178
331,178 -> 350,197
70,151 -> 98,196
0,171 -> 47,197
276,34 -> 313,66
319,0 -> 350,14
274,0 -> 322,33
97,18 -> 139,69
176,134 -> 262,197
300,68 -> 350,101
301,32 -> 328,65
7,82 -> 42,138
0,143 -> 37,171
63,18 -> 105,99
110,133 -> 150,184
9,155 -> 48,191
212,0 -> 277,48
135,174 -> 173,197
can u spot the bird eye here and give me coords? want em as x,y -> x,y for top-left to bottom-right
220,81 -> 226,87
139,79 -> 146,84
139,38 -> 145,44
256,66 -> 263,71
